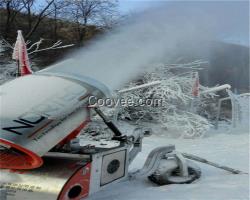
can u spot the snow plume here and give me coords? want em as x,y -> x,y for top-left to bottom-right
41,1 -> 249,90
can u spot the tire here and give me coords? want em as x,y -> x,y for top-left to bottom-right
148,158 -> 201,185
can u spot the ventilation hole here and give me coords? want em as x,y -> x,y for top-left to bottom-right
107,159 -> 120,174
68,185 -> 82,199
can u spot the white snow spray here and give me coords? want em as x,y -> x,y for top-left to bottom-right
41,1 -> 248,90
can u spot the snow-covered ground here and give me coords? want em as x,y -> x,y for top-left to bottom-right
88,125 -> 249,200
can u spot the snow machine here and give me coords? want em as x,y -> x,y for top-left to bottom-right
0,72 -> 110,170
0,73 -> 201,200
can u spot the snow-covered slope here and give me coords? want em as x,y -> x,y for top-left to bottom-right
88,127 -> 249,200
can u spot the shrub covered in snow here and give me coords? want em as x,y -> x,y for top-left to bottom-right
115,60 -> 212,138
0,40 -> 17,84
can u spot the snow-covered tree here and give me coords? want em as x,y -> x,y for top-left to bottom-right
114,60 -> 212,138
0,39 -> 17,84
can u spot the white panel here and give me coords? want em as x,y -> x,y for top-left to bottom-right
100,150 -> 126,186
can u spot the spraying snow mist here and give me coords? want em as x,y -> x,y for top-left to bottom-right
40,1 -> 249,90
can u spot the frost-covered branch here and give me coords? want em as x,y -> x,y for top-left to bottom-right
28,39 -> 74,55
27,38 -> 44,51
0,38 -> 14,49
112,60 -> 212,138
1,37 -> 74,55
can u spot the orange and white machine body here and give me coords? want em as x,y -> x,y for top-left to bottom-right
0,72 -> 110,170
0,144 -> 130,200
0,71 -> 189,200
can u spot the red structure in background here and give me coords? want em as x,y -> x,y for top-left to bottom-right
192,72 -> 199,97
12,30 -> 33,76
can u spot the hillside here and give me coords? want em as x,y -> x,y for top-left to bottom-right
0,8 -> 102,43
203,41 -> 249,92
0,8 -> 104,68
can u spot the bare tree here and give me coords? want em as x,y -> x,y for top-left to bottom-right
25,0 -> 55,39
65,0 -> 118,43
48,0 -> 70,41
0,0 -> 25,37
21,0 -> 35,30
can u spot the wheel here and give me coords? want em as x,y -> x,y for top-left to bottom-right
148,158 -> 201,185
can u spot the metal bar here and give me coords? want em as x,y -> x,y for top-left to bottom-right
94,107 -> 122,137
45,152 -> 91,160
200,84 -> 231,95
118,81 -> 161,94
182,152 -> 247,174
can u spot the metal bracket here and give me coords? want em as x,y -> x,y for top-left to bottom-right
173,151 -> 189,177
129,145 -> 175,179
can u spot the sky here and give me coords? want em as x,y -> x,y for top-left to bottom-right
119,0 -> 153,13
